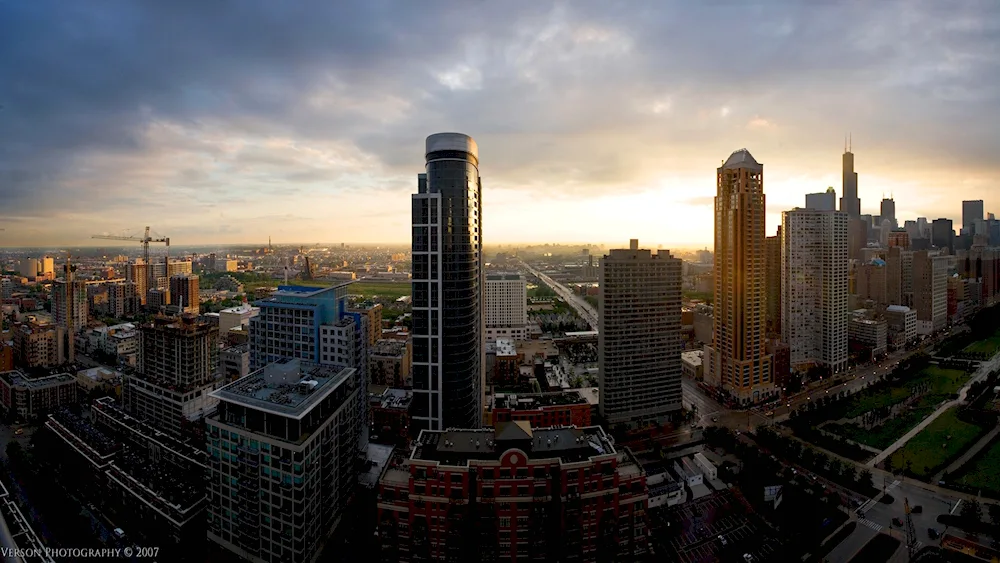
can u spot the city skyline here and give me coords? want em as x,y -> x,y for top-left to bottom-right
2,2 -> 999,247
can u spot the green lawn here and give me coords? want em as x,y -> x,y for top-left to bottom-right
962,333 -> 1000,357
347,281 -> 411,300
825,366 -> 969,449
888,408 -> 986,478
956,438 -> 1000,495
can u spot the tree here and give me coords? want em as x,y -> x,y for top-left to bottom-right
962,499 -> 983,524
857,469 -> 873,491
987,503 -> 1000,529
5,440 -> 23,463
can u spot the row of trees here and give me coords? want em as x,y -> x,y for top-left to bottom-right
753,427 -> 875,494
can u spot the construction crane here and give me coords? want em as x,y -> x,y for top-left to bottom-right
92,226 -> 170,298
904,497 -> 918,560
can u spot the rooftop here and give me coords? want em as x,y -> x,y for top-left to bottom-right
370,385 -> 412,410
681,350 -> 704,366
219,304 -> 259,315
886,305 -> 912,313
0,370 -> 75,390
372,339 -> 408,357
486,273 -> 525,281
211,358 -> 355,419
265,284 -> 352,300
491,391 -> 588,410
412,422 -> 616,466
494,338 -> 517,357
360,443 -> 395,490
93,397 -> 206,465
221,343 -> 249,354
77,367 -> 121,382
721,148 -> 763,171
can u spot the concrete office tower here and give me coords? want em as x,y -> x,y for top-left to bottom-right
913,250 -> 949,335
963,200 -> 985,235
932,218 -> 955,254
904,220 -> 919,241
484,273 -> 528,341
880,198 -> 897,229
169,274 -> 200,315
206,360 -> 358,563
916,217 -> 930,239
599,239 -> 682,426
781,209 -> 849,374
879,218 -> 893,248
126,314 -> 220,437
411,132 -> 483,432
765,226 -> 782,338
840,145 -> 861,218
806,188 -> 837,211
52,279 -> 88,333
40,257 -> 54,276
886,247 -> 906,306
704,149 -> 775,405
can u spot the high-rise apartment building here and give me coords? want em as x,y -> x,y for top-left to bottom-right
704,149 -> 775,405
206,360 -> 359,563
856,258 -> 888,305
932,219 -> 955,255
765,226 -> 782,338
913,251 -> 950,334
963,200 -> 985,236
839,147 -> 861,218
52,279 -> 87,333
125,314 -> 220,438
805,188 -> 837,212
249,284 -> 368,447
411,132 -> 484,432
484,273 -> 528,341
18,258 -> 39,280
107,281 -> 140,318
40,256 -> 55,276
781,208 -> 849,374
599,239 -> 682,426
169,274 -> 200,315
12,322 -> 65,369
377,422 -> 649,562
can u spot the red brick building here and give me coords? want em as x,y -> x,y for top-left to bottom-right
370,385 -> 412,445
377,421 -> 649,562
486,391 -> 591,428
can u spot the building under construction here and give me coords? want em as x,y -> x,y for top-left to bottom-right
124,314 -> 220,440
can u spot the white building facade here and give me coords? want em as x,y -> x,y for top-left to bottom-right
484,273 -> 528,341
781,208 -> 849,373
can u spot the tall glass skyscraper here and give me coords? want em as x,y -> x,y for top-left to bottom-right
411,133 -> 484,431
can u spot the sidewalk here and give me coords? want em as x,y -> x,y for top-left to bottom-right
934,425 -> 1000,482
868,352 -> 1000,468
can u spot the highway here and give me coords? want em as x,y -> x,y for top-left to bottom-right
521,261 -> 598,329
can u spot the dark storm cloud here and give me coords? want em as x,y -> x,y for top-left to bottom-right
0,0 -> 998,243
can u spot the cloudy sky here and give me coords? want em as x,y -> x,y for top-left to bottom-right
1,1 -> 998,249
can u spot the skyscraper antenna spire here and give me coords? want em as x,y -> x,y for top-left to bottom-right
844,135 -> 847,152
849,133 -> 852,152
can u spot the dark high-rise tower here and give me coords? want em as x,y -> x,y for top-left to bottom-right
411,133 -> 483,432
880,197 -> 897,229
840,140 -> 861,218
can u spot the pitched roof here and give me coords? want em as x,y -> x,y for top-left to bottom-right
495,420 -> 533,441
721,148 -> 763,171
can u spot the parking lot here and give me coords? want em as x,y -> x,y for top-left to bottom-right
651,490 -> 781,563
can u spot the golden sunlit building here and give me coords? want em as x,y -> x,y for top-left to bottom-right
704,149 -> 775,405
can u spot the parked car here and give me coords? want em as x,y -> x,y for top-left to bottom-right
718,535 -> 728,546
892,518 -> 904,526
911,505 -> 923,514
743,554 -> 755,563
928,528 -> 939,539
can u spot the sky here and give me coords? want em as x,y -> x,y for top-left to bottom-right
1,1 -> 998,250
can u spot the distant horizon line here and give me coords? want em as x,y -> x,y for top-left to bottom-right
0,240 -> 716,251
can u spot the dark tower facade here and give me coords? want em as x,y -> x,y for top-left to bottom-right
411,133 -> 484,431
840,144 -> 861,218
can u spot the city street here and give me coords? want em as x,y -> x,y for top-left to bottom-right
521,261 -> 598,329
